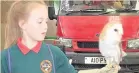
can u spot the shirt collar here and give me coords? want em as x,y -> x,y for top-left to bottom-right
17,38 -> 42,55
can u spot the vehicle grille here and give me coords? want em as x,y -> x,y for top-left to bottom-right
73,64 -> 104,70
77,41 -> 99,48
73,64 -> 139,72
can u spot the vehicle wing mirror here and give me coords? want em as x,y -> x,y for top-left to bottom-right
48,7 -> 57,20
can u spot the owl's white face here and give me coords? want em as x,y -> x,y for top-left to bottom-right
105,23 -> 123,42
109,23 -> 123,34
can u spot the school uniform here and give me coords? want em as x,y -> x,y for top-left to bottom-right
1,38 -> 77,73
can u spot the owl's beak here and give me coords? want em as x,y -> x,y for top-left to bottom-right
117,24 -> 124,35
119,29 -> 123,35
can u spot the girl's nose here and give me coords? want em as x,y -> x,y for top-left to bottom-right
43,23 -> 48,31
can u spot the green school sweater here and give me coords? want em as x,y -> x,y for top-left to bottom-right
1,42 -> 77,73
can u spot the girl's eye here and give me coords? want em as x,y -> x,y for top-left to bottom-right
37,19 -> 43,24
38,22 -> 42,24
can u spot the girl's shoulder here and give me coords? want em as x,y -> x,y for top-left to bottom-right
1,45 -> 15,57
1,49 -> 8,58
42,42 -> 65,57
46,44 -> 63,54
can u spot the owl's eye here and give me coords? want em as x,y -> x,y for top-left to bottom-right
114,29 -> 118,32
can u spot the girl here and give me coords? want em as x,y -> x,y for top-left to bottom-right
1,1 -> 107,73
2,1 -> 77,73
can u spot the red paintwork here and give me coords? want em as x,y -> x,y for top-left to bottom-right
57,16 -> 139,52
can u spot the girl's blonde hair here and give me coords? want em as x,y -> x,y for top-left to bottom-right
4,1 -> 47,49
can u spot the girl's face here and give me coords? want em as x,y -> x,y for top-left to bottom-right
22,4 -> 48,41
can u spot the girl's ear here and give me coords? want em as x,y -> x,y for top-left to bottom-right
18,20 -> 26,30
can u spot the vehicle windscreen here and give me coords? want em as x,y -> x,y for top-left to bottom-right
58,0 -> 139,16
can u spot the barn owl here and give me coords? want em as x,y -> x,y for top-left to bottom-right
99,16 -> 127,73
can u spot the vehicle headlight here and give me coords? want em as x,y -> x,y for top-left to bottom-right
127,39 -> 139,49
59,38 -> 72,48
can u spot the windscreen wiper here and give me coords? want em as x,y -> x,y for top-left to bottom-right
116,9 -> 139,13
65,9 -> 106,15
65,11 -> 82,15
97,9 -> 139,15
96,9 -> 116,15
80,8 -> 105,12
